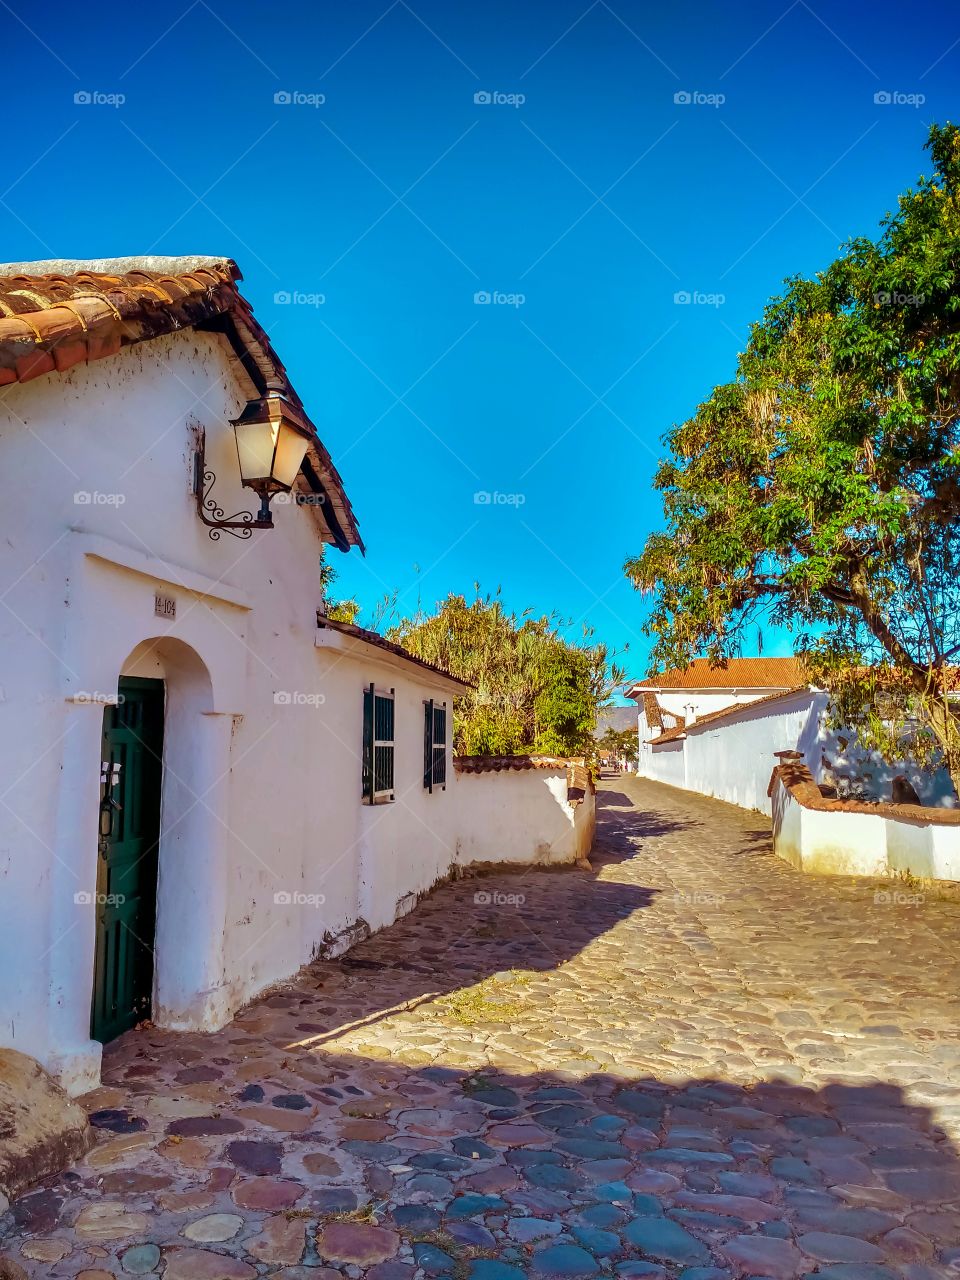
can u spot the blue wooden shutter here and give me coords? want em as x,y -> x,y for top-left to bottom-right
364,685 -> 395,802
424,699 -> 447,792
362,684 -> 374,801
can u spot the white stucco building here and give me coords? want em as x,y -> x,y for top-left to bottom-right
625,657 -> 807,795
0,256 -> 594,1096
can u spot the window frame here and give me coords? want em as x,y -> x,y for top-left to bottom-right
362,683 -> 396,804
423,698 -> 447,793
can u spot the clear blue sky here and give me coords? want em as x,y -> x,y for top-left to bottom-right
4,1 -> 957,695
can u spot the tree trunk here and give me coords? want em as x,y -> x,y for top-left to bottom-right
926,697 -> 960,802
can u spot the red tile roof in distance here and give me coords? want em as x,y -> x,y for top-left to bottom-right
629,656 -> 805,692
0,256 -> 362,552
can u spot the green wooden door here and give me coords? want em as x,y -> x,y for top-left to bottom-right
91,677 -> 164,1044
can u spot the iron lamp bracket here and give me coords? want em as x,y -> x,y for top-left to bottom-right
193,440 -> 274,541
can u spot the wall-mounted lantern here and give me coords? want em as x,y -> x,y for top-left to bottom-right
194,383 -> 313,539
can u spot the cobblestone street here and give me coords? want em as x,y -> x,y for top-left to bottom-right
3,775 -> 960,1279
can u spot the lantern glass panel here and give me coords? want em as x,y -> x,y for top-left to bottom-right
234,418 -> 278,484
272,420 -> 311,489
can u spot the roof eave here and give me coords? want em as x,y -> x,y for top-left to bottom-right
316,616 -> 472,694
0,256 -> 364,553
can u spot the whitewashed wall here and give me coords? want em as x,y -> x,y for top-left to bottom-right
0,331 -> 594,1095
771,771 -> 960,882
452,769 -> 594,866
656,689 -> 775,720
636,688 -> 787,784
644,738 -> 687,789
685,691 -> 823,815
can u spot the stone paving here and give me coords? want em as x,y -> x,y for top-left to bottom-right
3,774 -> 960,1280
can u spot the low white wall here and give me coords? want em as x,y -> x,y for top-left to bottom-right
452,768 -> 595,867
770,768 -> 960,882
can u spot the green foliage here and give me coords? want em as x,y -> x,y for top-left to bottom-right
599,727 -> 639,764
533,645 -> 595,755
319,555 -> 361,625
385,587 -> 625,756
625,122 -> 960,793
326,599 -> 361,624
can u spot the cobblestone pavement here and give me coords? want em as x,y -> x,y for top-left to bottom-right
3,775 -> 960,1280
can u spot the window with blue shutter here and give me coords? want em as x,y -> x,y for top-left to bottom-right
362,684 -> 395,803
423,699 -> 447,792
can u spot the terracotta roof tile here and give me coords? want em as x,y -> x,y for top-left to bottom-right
453,755 -> 594,806
769,759 -> 960,825
453,754 -> 587,773
641,692 -> 663,730
0,256 -> 362,552
628,656 -> 805,694
316,613 -> 474,688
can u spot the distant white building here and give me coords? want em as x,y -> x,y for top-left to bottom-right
625,658 -> 808,796
625,657 -> 955,816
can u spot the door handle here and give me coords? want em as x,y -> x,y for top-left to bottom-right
99,759 -> 122,838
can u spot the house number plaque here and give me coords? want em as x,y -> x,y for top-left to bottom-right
154,592 -> 176,620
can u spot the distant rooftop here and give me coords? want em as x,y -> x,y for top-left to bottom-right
626,656 -> 806,696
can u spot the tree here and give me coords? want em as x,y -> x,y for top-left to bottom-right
599,727 -> 638,765
625,122 -> 960,795
385,587 -> 625,756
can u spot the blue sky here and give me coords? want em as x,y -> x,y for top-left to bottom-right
4,0 -> 957,696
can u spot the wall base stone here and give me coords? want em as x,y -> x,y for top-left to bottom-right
0,1049 -> 93,1202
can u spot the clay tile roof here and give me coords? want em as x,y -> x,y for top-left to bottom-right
453,755 -> 593,805
642,692 -> 663,730
768,758 -> 960,825
316,613 -> 474,688
453,755 -> 587,773
0,255 -> 362,552
650,685 -> 810,745
628,656 -> 805,694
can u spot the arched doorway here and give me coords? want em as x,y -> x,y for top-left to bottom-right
91,637 -> 217,1045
